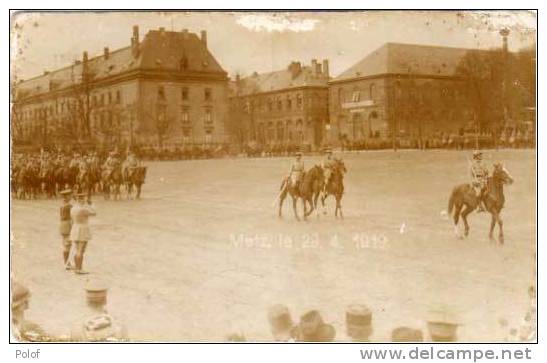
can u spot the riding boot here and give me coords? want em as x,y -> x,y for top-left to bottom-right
63,251 -> 70,265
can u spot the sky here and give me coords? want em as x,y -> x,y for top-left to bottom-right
10,10 -> 537,81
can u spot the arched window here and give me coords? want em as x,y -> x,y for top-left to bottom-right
369,83 -> 376,100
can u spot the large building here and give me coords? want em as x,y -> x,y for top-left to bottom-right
12,26 -> 231,149
229,59 -> 330,150
328,42 -> 518,148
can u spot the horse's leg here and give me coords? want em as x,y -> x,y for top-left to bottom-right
461,205 -> 472,237
292,195 -> 300,221
453,203 -> 463,237
137,183 -> 142,199
489,212 -> 497,243
336,194 -> 343,219
497,211 -> 504,245
306,197 -> 315,218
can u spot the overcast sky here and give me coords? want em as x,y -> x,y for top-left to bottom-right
11,10 -> 536,81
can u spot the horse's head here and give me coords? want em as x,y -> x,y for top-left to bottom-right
493,163 -> 514,186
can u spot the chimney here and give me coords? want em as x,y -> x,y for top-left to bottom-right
133,25 -> 140,44
159,27 -> 165,33
322,59 -> 329,77
83,51 -> 88,63
500,28 -> 510,53
235,73 -> 241,82
104,47 -> 110,60
201,30 -> 207,47
289,61 -> 302,79
315,62 -> 322,75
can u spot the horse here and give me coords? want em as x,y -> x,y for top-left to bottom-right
321,159 -> 347,219
102,165 -> 123,200
278,165 -> 324,221
55,164 -> 78,192
124,166 -> 147,199
76,167 -> 94,200
40,163 -> 57,198
446,163 -> 514,243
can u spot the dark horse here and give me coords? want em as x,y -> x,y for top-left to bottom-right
76,167 -> 94,200
321,159 -> 347,219
278,165 -> 324,221
446,163 -> 514,243
124,166 -> 147,199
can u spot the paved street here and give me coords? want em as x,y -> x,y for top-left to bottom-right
10,149 -> 536,341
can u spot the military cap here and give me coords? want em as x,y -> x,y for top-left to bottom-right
427,305 -> 460,342
391,327 -> 424,342
346,304 -> 372,327
11,282 -> 30,309
472,150 -> 483,159
85,281 -> 108,305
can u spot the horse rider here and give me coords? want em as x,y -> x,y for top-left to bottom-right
470,150 -> 489,212
123,151 -> 139,179
288,151 -> 305,188
102,151 -> 120,179
321,148 -> 336,192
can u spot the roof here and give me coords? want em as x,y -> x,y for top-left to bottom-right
15,29 -> 227,101
332,42 -> 493,83
234,63 -> 329,96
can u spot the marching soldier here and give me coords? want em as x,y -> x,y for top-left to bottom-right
287,151 -> 305,188
59,189 -> 73,269
470,150 -> 489,212
70,281 -> 127,342
11,282 -> 47,342
70,192 -> 96,274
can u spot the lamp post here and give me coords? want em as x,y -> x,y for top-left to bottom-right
500,28 -> 510,131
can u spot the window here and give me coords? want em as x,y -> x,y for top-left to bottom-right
369,84 -> 375,100
204,88 -> 212,101
100,94 -> 105,106
108,92 -> 112,104
352,90 -> 361,102
116,90 -> 121,104
267,99 -> 273,112
296,95 -> 303,108
286,98 -> 292,110
181,87 -> 189,101
277,100 -> 282,110
180,56 -> 188,71
181,107 -> 190,124
158,86 -> 165,99
204,108 -> 213,124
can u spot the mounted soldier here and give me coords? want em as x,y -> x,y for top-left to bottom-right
123,150 -> 139,180
288,151 -> 305,189
102,151 -> 120,180
470,150 -> 489,212
321,148 -> 336,193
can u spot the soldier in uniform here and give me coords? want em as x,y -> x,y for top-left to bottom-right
11,282 -> 47,342
344,304 -> 373,342
70,281 -> 127,342
59,189 -> 73,269
123,151 -> 139,179
426,305 -> 460,342
292,310 -> 335,342
287,152 -> 305,188
267,304 -> 296,342
321,148 -> 335,193
70,193 -> 96,274
102,151 -> 120,179
470,150 -> 489,212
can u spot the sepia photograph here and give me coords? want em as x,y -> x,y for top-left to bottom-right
9,9 -> 537,344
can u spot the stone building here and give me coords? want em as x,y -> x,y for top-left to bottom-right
12,26 -> 231,150
229,59 -> 330,150
328,43 -> 500,148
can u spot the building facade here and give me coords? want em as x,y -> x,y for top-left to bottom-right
12,26 -> 231,150
328,43 -> 497,148
229,59 -> 330,150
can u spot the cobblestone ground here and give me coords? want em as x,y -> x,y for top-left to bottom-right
10,149 -> 536,342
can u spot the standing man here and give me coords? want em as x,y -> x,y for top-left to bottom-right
59,189 -> 73,269
70,193 -> 96,274
470,150 -> 489,212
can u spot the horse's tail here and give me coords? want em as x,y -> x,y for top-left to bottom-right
447,188 -> 457,216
